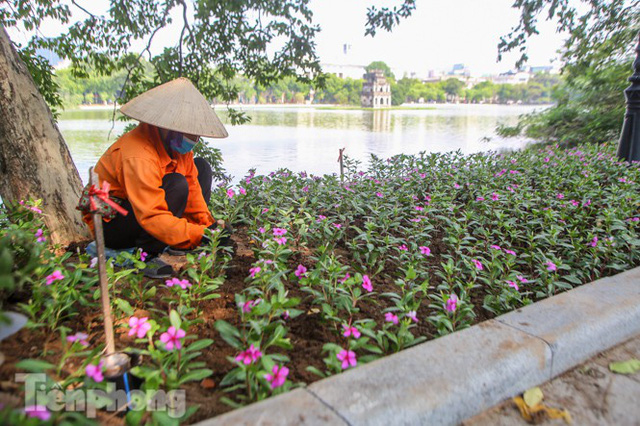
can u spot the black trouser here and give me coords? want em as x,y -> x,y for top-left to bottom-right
103,158 -> 213,256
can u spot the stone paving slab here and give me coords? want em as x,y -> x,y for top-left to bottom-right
198,388 -> 347,426
308,319 -> 551,426
496,267 -> 640,377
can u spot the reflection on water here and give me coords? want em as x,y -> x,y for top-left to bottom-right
59,104 -> 547,184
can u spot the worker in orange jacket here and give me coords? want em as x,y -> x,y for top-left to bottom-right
84,78 -> 228,277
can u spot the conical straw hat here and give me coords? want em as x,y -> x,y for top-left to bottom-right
119,77 -> 228,138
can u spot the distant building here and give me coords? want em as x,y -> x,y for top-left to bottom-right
492,70 -> 531,85
322,63 -> 366,80
361,70 -> 391,108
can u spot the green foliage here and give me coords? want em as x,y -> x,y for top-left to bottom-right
365,61 -> 395,80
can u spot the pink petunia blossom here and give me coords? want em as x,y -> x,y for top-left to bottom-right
362,275 -> 373,292
295,264 -> 307,278
336,349 -> 357,369
35,229 -> 46,243
406,311 -> 418,322
249,266 -> 261,278
507,280 -> 519,291
239,187 -> 247,195
556,193 -> 564,199
385,312 -> 399,325
376,192 -> 384,198
274,236 -> 287,245
67,332 -> 89,347
491,193 -> 499,201
24,405 -> 51,421
332,223 -> 342,229
589,236 -> 598,247
414,206 -> 424,211
264,365 -> 289,388
419,246 -> 431,256
235,344 -> 262,365
165,278 -> 192,289
454,183 -> 461,189
45,270 -> 64,285
342,324 -> 361,339
445,294 -> 458,313
160,326 -> 186,351
128,317 -> 151,338
258,227 -> 266,234
226,188 -> 235,198
273,228 -> 287,236
398,244 -> 408,251
472,259 -> 483,270
86,361 -> 104,382
545,261 -> 557,272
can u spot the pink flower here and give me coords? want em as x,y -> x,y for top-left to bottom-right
414,206 -> 424,211
445,294 -> 458,312
302,186 -> 310,192
249,266 -> 261,278
385,312 -> 399,325
239,187 -> 247,195
336,349 -> 357,369
45,270 -> 64,285
362,275 -> 373,292
128,317 -> 151,338
258,227 -> 266,233
274,236 -> 287,245
410,218 -> 422,223
476,196 -> 485,201
507,280 -> 519,291
556,193 -> 564,199
235,344 -> 262,365
332,223 -> 342,229
419,246 -> 431,256
160,326 -> 186,351
262,208 -> 269,214
273,228 -> 287,236
376,192 -> 384,198
454,183 -> 461,189
317,215 -> 327,222
24,405 -> 50,421
67,332 -> 89,347
295,264 -> 307,278
342,324 -> 361,339
491,193 -> 499,201
503,249 -> 516,256
165,278 -> 192,289
472,259 -> 483,270
583,199 -> 592,207
544,157 -> 550,163
398,244 -> 408,251
491,245 -> 502,251
340,273 -> 351,283
589,236 -> 598,247
545,261 -> 557,272
406,311 -> 418,322
90,257 -> 98,268
618,177 -> 627,183
264,365 -> 289,388
35,229 -> 46,243
226,188 -> 235,198
516,275 -> 528,283
241,299 -> 258,313
28,206 -> 43,214
86,361 -> 104,382
139,250 -> 147,262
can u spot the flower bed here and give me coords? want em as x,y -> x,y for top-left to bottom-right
1,142 -> 639,424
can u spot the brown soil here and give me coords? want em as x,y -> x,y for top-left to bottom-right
0,226 -> 497,423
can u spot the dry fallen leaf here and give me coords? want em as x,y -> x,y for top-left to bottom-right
200,378 -> 216,389
513,393 -> 572,424
523,387 -> 543,407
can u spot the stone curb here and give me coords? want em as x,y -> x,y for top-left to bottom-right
198,267 -> 640,426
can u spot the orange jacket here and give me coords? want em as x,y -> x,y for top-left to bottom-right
84,123 -> 214,249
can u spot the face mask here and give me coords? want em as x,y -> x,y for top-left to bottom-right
167,131 -> 198,154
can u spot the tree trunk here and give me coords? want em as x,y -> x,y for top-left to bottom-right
0,26 -> 89,245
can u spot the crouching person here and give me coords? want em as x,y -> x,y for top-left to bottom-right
82,78 -> 229,278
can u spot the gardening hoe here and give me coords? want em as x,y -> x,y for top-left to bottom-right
88,169 -> 135,405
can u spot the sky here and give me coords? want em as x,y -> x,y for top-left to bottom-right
6,0 -> 569,77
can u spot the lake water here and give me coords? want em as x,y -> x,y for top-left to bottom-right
59,104 -> 546,184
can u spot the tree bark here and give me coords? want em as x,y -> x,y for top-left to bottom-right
0,26 -> 89,245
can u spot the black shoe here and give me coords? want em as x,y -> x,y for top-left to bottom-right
164,247 -> 194,256
142,257 -> 173,278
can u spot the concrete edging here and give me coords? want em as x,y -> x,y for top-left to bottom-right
198,267 -> 640,425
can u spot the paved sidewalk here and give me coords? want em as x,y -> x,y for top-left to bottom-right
462,334 -> 640,426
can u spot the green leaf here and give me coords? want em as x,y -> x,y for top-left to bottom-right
178,369 -> 213,385
609,359 -> 640,375
15,359 -> 54,372
186,339 -> 214,352
169,310 -> 181,329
